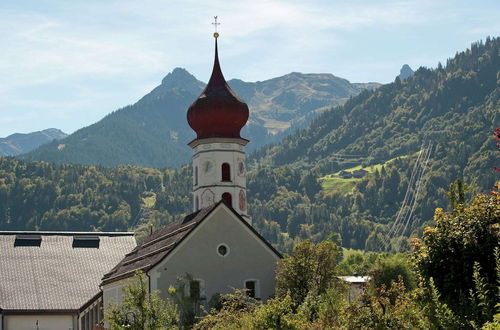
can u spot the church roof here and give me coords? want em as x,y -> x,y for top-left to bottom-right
0,231 -> 135,312
186,35 -> 249,140
102,201 -> 282,285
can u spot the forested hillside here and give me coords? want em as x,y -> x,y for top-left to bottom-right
1,38 -> 498,254
0,157 -> 191,233
22,69 -> 376,168
247,37 -> 499,251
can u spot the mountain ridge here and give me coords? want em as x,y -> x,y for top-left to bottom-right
22,69 -> 379,168
0,128 -> 67,156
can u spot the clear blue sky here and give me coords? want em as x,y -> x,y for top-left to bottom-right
1,0 -> 499,137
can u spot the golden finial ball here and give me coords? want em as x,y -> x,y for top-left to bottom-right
213,32 -> 219,38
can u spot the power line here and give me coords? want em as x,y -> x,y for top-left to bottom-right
380,142 -> 433,251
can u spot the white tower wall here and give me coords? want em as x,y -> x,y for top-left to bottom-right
189,137 -> 249,222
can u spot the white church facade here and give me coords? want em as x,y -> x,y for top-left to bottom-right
102,201 -> 281,307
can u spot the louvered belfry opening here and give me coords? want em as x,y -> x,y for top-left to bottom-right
222,192 -> 232,207
221,163 -> 231,182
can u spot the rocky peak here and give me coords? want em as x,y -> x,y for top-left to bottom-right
398,64 -> 414,81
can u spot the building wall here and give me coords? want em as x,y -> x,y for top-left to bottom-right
150,204 -> 280,304
79,296 -> 103,330
102,278 -> 132,313
191,139 -> 248,219
3,314 -> 76,330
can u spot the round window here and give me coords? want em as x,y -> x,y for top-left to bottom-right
217,244 -> 229,257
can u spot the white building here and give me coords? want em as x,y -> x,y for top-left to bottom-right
0,231 -> 135,330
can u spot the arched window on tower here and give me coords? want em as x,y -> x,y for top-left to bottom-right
222,192 -> 232,207
194,166 -> 198,186
221,163 -> 231,182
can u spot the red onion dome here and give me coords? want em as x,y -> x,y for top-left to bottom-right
187,37 -> 249,140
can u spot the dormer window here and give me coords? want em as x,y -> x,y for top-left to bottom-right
73,235 -> 100,248
14,234 -> 42,247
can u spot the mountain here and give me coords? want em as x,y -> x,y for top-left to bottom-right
398,64 -> 414,81
21,69 -> 379,168
247,37 -> 499,251
257,39 -> 498,172
2,38 -> 498,254
0,128 -> 67,156
230,73 -> 380,134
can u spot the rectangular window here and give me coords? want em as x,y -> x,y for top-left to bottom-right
245,281 -> 256,298
190,280 -> 201,300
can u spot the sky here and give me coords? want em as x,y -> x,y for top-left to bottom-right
0,0 -> 499,137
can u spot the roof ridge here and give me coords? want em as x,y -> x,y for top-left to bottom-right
102,264 -> 152,283
139,221 -> 197,250
122,242 -> 177,266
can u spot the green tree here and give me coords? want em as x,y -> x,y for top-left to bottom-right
413,192 -> 500,324
345,279 -> 431,329
193,289 -> 259,330
370,254 -> 417,292
275,239 -> 341,307
105,271 -> 179,330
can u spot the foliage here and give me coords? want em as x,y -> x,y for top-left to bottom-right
193,289 -> 259,330
344,279 -> 431,329
105,271 -> 179,330
167,274 -> 208,327
275,239 -> 341,307
369,254 -> 417,293
248,295 -> 307,330
413,192 -> 500,324
418,277 -> 461,329
0,158 -> 191,232
194,275 -> 433,329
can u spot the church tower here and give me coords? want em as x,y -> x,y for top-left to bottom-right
187,29 -> 250,221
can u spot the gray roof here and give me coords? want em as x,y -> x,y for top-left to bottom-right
102,204 -> 218,285
0,231 -> 136,312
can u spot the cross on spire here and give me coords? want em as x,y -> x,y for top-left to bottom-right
212,16 -> 220,38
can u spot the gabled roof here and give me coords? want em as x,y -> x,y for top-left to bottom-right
102,201 -> 282,285
0,231 -> 135,312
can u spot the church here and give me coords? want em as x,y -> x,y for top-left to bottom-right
0,31 -> 281,330
102,30 -> 282,313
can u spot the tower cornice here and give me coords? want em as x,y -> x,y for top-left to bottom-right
188,137 -> 249,148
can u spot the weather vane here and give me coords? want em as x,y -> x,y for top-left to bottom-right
212,16 -> 220,38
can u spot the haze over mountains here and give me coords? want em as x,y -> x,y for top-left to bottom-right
0,128 -> 67,156
21,69 -> 380,168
